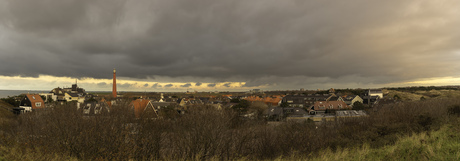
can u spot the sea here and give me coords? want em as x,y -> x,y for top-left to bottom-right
0,90 -> 48,99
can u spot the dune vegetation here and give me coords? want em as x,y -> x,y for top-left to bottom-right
1,97 -> 460,160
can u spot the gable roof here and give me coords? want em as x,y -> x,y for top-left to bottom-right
313,101 -> 350,111
25,94 -> 45,109
131,99 -> 158,118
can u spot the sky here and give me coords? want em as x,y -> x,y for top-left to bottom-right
1,0 -> 460,92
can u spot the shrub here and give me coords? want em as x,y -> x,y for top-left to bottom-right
3,98 -> 460,160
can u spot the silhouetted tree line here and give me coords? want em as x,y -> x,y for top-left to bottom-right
1,98 -> 460,160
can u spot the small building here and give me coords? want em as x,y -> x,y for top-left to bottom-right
368,89 -> 383,98
361,95 -> 380,105
343,95 -> 364,107
65,93 -> 85,103
19,94 -> 45,112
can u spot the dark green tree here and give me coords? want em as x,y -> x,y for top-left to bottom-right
280,102 -> 289,107
232,100 -> 250,113
352,101 -> 365,110
0,96 -> 20,107
230,98 -> 240,103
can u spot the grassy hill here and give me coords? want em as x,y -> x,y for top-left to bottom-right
0,100 -> 14,121
300,122 -> 460,161
384,89 -> 460,101
1,123 -> 459,161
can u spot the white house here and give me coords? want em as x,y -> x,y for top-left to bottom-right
65,93 -> 85,103
368,89 -> 383,98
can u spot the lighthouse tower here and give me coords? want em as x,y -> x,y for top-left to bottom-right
112,68 -> 117,98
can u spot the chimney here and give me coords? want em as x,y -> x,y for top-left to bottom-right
112,68 -> 117,98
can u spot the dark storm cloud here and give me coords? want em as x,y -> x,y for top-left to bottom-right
223,83 -> 231,88
1,0 -> 460,89
207,83 -> 216,87
195,82 -> 202,87
151,83 -> 162,88
180,83 -> 192,88
164,84 -> 174,88
143,83 -> 149,87
118,83 -> 136,88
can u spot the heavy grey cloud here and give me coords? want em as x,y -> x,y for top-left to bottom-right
180,83 -> 192,88
97,82 -> 107,87
151,83 -> 162,88
1,0 -> 460,90
223,83 -> 231,88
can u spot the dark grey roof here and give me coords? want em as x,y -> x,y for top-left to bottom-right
68,93 -> 81,97
328,96 -> 340,101
344,95 -> 359,101
151,102 -> 173,107
265,107 -> 308,117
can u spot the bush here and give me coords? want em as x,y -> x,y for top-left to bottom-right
2,98 -> 460,160
448,105 -> 460,117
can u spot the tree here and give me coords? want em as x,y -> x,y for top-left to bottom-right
40,95 -> 46,101
46,97 -> 54,103
232,100 -> 250,113
230,98 -> 240,103
280,102 -> 289,107
249,101 -> 268,119
159,105 -> 180,119
0,96 -> 20,107
352,101 -> 365,110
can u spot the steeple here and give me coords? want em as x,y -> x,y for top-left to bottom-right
112,68 -> 117,98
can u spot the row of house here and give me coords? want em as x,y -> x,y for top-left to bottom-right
262,89 -> 383,122
281,89 -> 383,108
39,83 -> 91,103
265,106 -> 368,122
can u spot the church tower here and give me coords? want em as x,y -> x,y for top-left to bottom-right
112,68 -> 117,98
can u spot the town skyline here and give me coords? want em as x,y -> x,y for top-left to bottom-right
1,72 -> 460,92
1,0 -> 460,92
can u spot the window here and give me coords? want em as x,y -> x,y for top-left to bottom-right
338,104 -> 342,108
329,104 -> 333,109
35,102 -> 41,107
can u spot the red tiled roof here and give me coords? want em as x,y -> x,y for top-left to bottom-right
131,99 -> 150,118
26,94 -> 45,109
